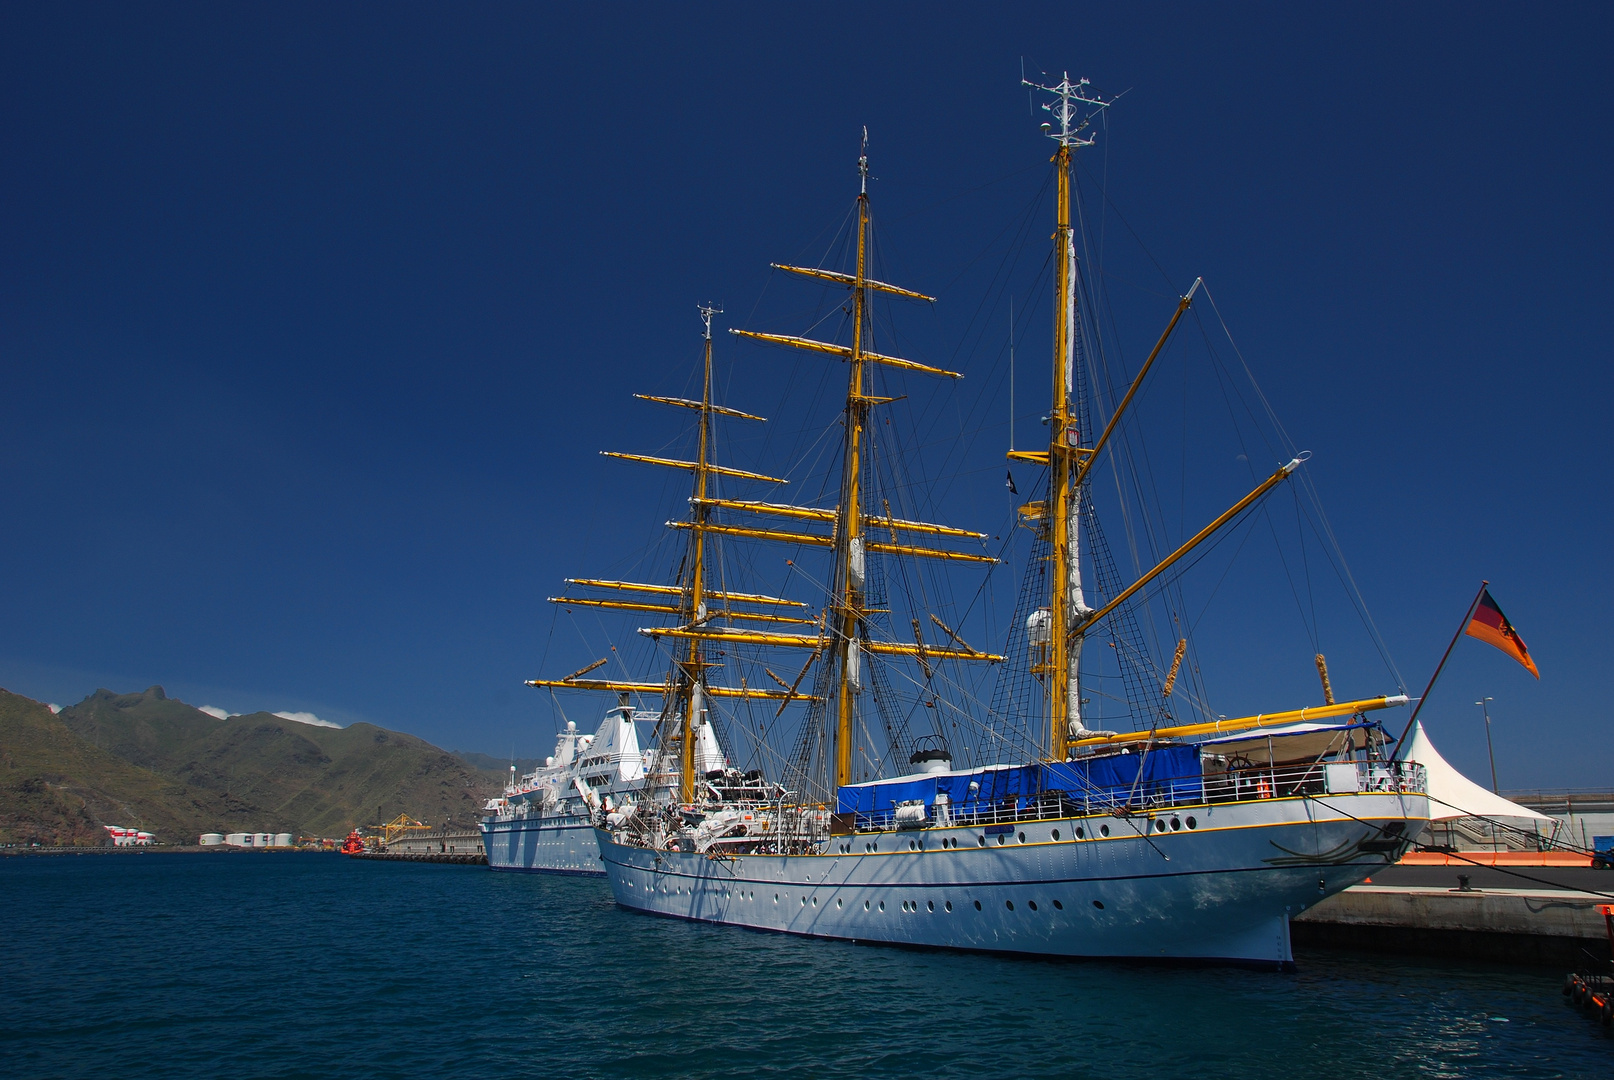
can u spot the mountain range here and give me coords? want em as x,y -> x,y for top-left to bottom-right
0,686 -> 506,845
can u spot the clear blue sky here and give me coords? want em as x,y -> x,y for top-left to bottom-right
2,4 -> 1608,787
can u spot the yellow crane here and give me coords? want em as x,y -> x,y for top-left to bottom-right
369,814 -> 430,850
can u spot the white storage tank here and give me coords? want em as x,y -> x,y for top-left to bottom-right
199,833 -> 224,846
273,833 -> 295,848
224,832 -> 252,846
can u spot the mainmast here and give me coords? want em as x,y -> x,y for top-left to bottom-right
1020,72 -> 1109,760
728,130 -> 1000,798
830,133 -> 873,791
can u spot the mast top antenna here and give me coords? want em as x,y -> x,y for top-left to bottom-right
1021,71 -> 1110,148
698,302 -> 723,340
858,126 -> 869,195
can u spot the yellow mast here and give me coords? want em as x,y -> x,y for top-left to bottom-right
677,303 -> 722,803
832,135 -> 873,790
1047,138 -> 1075,763
1021,72 -> 1109,762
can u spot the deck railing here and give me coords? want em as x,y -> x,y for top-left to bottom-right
847,759 -> 1428,835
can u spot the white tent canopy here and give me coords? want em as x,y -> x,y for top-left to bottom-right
1397,719 -> 1552,822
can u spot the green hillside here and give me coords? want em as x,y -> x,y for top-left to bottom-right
0,690 -> 238,845
0,686 -> 502,844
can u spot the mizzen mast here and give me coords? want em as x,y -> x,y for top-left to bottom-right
1019,72 -> 1110,761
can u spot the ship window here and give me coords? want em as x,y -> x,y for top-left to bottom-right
1171,818 -> 1181,831
997,835 -> 1006,846
1053,900 -> 1064,910
1154,820 -> 1166,833
836,898 -> 842,908
865,900 -> 870,910
1005,900 -> 1015,911
811,897 -> 817,907
879,901 -> 885,911
1093,900 -> 1104,910
1028,901 -> 1038,911
800,897 -> 806,906
774,894 -> 779,903
1186,816 -> 1197,830
909,840 -> 916,851
977,836 -> 986,847
1100,824 -> 1110,837
1051,829 -> 1061,842
927,900 -> 934,912
945,901 -> 953,912
973,900 -> 981,911
1017,831 -> 1026,843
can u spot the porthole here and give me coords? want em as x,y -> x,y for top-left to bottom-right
864,900 -> 870,910
945,901 -> 953,912
1017,831 -> 1026,843
1170,817 -> 1181,832
811,897 -> 818,907
974,900 -> 982,910
774,894 -> 779,903
872,844 -> 878,853
1093,900 -> 1105,910
1051,829 -> 1061,842
978,836 -> 986,847
997,835 -> 1007,846
1076,827 -> 1085,840
909,840 -> 916,851
1053,899 -> 1064,910
1100,824 -> 1110,837
1005,900 -> 1015,911
836,898 -> 842,908
1154,819 -> 1166,833
1028,900 -> 1038,911
879,900 -> 885,911
927,900 -> 934,911
800,897 -> 806,906
1186,816 -> 1197,830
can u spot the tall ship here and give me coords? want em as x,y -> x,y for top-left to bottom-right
543,74 -> 1432,964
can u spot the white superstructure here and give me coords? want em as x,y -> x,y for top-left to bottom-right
480,696 -> 727,874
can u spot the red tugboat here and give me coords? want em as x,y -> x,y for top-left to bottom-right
340,830 -> 367,855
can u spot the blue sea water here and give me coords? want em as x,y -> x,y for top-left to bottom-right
2,853 -> 1607,1079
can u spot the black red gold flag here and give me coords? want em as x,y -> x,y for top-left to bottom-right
1464,588 -> 1539,678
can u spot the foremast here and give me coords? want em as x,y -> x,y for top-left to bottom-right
530,308 -> 806,806
678,303 -> 721,804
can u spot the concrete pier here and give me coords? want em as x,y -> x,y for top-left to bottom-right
1294,855 -> 1614,965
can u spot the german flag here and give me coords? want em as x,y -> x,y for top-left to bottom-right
1465,588 -> 1539,678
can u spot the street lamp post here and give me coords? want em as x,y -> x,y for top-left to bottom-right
1476,697 -> 1498,794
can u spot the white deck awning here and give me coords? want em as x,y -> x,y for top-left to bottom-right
1397,720 -> 1552,822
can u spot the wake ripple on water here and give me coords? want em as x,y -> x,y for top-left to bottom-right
1,854 -> 1606,1079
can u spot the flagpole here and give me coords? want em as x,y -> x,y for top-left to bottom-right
1393,579 -> 1489,758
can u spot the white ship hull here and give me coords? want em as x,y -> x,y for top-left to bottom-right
481,812 -> 604,876
596,790 -> 1428,965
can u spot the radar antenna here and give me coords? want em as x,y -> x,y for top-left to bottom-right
698,302 -> 723,341
1021,71 -> 1110,147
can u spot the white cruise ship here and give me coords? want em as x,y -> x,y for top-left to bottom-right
479,695 -> 728,875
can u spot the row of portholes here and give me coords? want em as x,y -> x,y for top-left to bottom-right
834,815 -> 1202,858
